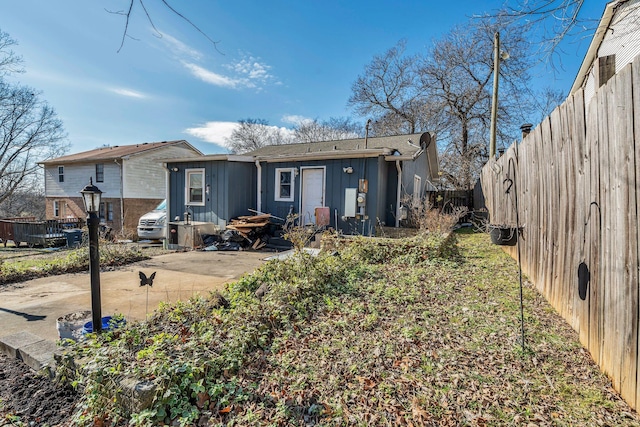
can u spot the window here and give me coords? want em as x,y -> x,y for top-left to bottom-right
275,168 -> 295,202
95,164 -> 104,182
107,202 -> 114,221
413,175 -> 422,207
99,202 -> 106,221
186,169 -> 205,206
58,166 -> 64,183
53,201 -> 60,217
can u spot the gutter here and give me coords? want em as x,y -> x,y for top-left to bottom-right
255,160 -> 262,213
163,163 -> 170,242
395,160 -> 402,228
113,159 -> 125,232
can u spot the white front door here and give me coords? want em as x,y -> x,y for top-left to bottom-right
300,167 -> 325,225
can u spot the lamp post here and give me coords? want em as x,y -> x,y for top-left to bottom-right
80,178 -> 103,333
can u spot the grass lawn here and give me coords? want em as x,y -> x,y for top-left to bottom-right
63,230 -> 640,426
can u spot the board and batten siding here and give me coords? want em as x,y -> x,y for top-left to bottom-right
480,55 -> 640,410
44,162 -> 122,198
260,157 -> 383,234
167,160 -> 255,228
123,144 -> 201,199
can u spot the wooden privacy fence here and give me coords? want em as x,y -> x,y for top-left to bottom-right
481,55 -> 640,410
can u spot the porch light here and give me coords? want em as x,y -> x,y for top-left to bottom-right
80,178 -> 103,213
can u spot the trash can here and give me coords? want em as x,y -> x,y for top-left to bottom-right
63,229 -> 83,248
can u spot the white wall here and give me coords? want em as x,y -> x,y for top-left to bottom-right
44,162 -> 122,197
122,144 -> 201,199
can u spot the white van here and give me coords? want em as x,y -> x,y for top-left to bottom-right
137,200 -> 166,240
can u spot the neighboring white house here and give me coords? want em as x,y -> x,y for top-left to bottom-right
571,0 -> 640,104
38,140 -> 202,234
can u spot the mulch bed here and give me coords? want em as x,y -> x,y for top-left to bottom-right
0,353 -> 78,426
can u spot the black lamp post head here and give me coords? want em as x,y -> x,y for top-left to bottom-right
80,178 -> 103,214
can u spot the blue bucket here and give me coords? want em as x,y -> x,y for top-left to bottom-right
82,316 -> 126,335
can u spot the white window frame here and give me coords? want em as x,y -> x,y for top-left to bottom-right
95,163 -> 104,182
185,168 -> 206,206
58,166 -> 64,183
53,200 -> 60,217
275,167 -> 296,202
413,175 -> 422,207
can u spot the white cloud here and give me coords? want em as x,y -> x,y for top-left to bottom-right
160,33 -> 202,61
181,53 -> 278,90
229,56 -> 273,81
182,62 -> 239,88
282,114 -> 312,125
184,121 -> 239,148
109,87 -> 148,99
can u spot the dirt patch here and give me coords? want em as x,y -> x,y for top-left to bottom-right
0,353 -> 78,426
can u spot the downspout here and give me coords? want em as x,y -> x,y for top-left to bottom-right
163,163 -> 170,241
113,159 -> 125,233
395,160 -> 402,228
255,160 -> 262,213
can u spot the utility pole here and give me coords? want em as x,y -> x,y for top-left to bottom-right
489,31 -> 500,160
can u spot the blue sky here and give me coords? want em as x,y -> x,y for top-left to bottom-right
2,1 -> 605,155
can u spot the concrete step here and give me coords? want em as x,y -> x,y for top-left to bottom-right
0,331 -> 58,372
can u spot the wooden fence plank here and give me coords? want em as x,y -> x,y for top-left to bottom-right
598,75 -> 612,376
614,63 -> 638,407
586,89 -> 603,366
571,89 -> 590,347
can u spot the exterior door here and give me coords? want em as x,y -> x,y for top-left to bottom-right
300,167 -> 325,225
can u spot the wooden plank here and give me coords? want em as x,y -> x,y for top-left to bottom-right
228,221 -> 269,228
633,55 -> 640,412
540,117 -> 554,300
236,214 -> 272,222
586,87 -> 602,365
559,100 -> 574,323
571,88 -> 590,348
598,73 -> 612,374
613,63 -> 638,407
549,106 -> 564,312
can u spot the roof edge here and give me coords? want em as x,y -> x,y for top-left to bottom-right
570,0 -> 628,94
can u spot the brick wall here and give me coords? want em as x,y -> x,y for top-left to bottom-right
123,198 -> 164,236
45,197 -> 86,222
45,197 -> 163,238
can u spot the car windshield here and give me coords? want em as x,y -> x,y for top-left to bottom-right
155,200 -> 166,211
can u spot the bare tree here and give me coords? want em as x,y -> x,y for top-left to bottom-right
0,30 -> 22,76
225,118 -> 290,154
0,181 -> 45,219
482,1 -> 596,65
419,20 -> 534,189
0,30 -> 68,207
349,19 -> 538,190
292,117 -> 361,143
348,41 -> 426,134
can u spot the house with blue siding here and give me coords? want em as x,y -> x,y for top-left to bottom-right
164,132 -> 438,236
164,155 -> 256,229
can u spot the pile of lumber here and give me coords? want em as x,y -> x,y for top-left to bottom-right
226,214 -> 272,250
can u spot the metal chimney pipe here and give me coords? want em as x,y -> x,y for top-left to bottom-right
520,123 -> 533,139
